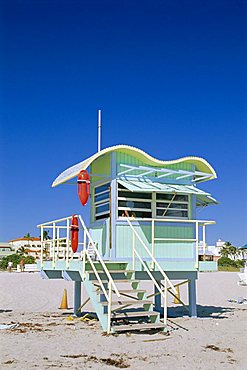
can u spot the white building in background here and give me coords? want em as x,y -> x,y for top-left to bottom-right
8,237 -> 42,259
215,239 -> 226,248
9,237 -> 41,251
208,239 -> 226,259
0,242 -> 14,259
198,239 -> 226,261
199,239 -> 247,261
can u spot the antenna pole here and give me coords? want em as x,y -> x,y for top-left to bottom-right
98,109 -> 101,152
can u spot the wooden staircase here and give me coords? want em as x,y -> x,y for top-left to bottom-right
38,215 -> 176,334
84,262 -> 166,334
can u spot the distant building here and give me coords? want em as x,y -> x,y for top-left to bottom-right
216,239 -> 226,248
198,239 -> 226,261
9,237 -> 41,251
208,239 -> 226,260
22,248 -> 42,259
0,243 -> 14,260
8,237 -> 42,259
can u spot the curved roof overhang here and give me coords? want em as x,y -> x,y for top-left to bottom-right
52,145 -> 217,187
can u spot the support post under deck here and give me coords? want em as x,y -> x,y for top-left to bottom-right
188,278 -> 197,317
74,281 -> 81,316
154,281 -> 162,313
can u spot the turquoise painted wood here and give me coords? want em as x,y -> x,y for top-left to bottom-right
87,149 -> 217,273
115,223 -> 195,260
84,280 -> 108,331
90,221 -> 108,257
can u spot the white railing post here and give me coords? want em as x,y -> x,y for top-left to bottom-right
151,219 -> 155,270
85,249 -> 109,297
82,249 -> 86,280
66,218 -> 70,268
40,226 -> 44,268
202,224 -> 206,260
163,279 -> 167,325
107,280 -> 112,334
52,222 -> 55,268
132,231 -> 136,271
134,248 -> 167,306
195,221 -> 199,268
78,215 -> 120,298
57,226 -> 60,260
82,230 -> 86,279
83,228 -> 86,252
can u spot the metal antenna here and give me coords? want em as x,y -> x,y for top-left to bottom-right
98,109 -> 101,152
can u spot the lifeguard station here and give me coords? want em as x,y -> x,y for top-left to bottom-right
38,144 -> 218,334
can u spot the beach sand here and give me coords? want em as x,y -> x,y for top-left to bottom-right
0,271 -> 246,369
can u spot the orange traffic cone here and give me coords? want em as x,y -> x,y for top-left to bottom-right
173,286 -> 180,304
59,288 -> 68,309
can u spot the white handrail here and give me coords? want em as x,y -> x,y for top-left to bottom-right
38,214 -> 121,299
38,214 -> 119,333
85,249 -> 109,299
122,217 -> 215,225
135,251 -> 167,322
78,215 -> 120,298
107,281 -> 112,334
37,215 -> 73,227
126,217 -> 177,294
134,248 -> 167,297
125,217 -> 215,271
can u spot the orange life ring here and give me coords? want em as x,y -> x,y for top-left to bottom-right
77,170 -> 90,206
70,214 -> 79,253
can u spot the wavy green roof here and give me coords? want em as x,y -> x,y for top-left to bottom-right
52,145 -> 217,187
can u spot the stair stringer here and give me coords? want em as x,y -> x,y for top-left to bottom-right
84,280 -> 108,332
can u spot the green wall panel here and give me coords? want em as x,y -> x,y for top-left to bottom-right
116,152 -> 194,178
154,225 -> 194,239
91,153 -> 111,183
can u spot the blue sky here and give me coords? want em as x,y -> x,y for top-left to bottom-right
0,0 -> 246,246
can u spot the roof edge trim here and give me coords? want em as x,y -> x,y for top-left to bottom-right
52,145 -> 217,187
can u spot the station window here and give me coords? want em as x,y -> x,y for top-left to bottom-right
117,183 -> 152,218
118,183 -> 189,219
156,193 -> 189,219
94,182 -> 111,221
155,193 -> 189,218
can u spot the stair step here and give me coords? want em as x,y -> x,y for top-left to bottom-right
98,289 -> 145,294
111,310 -> 158,319
117,289 -> 145,294
112,322 -> 166,332
88,270 -> 135,274
91,279 -> 139,284
91,261 -> 128,265
101,299 -> 152,307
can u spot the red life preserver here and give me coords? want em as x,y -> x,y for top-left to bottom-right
77,170 -> 90,206
70,214 -> 79,253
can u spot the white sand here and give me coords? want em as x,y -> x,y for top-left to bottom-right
0,271 -> 246,369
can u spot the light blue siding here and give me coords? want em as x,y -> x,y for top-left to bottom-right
90,219 -> 109,258
115,223 -> 195,261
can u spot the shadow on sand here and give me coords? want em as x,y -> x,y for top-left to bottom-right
167,304 -> 234,319
70,306 -> 234,320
